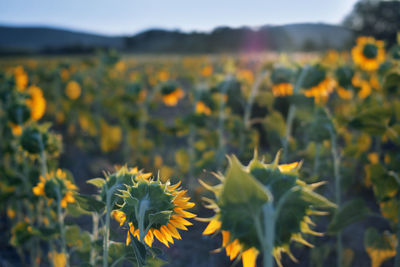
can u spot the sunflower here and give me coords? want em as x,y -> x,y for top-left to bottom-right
26,85 -> 46,121
33,169 -> 77,208
65,81 -> 81,100
271,67 -> 294,97
352,36 -> 385,71
302,66 -> 336,104
162,88 -> 185,106
200,151 -> 335,267
272,83 -> 293,97
195,101 -> 212,115
14,66 -> 28,91
114,172 -> 195,248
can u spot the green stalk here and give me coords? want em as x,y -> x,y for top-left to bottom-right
55,188 -> 69,267
329,127 -> 342,267
389,171 -> 400,267
217,75 -> 232,169
90,213 -> 99,266
313,142 -> 321,176
138,199 -> 149,243
103,189 -> 112,267
262,202 -> 275,267
283,105 -> 296,162
282,66 -> 309,162
239,71 -> 268,154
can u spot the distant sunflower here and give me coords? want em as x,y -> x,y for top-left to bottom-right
195,101 -> 212,115
65,81 -> 81,100
114,173 -> 196,248
352,36 -> 385,71
33,169 -> 77,208
302,66 -> 336,104
161,83 -> 185,106
26,85 -> 46,121
270,67 -> 294,97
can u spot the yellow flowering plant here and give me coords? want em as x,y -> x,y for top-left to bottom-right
201,151 -> 336,267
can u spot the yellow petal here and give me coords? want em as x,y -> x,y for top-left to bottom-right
222,230 -> 231,247
153,229 -> 169,247
174,207 -> 196,218
144,230 -> 154,247
278,162 -> 300,173
202,219 -> 221,235
242,248 -> 258,267
166,223 -> 182,240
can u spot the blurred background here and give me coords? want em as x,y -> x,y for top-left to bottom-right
1,1 -> 400,267
0,0 -> 398,55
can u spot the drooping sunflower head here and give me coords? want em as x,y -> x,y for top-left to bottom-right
160,82 -> 184,106
352,36 -> 385,71
302,65 -> 336,104
335,66 -> 355,100
270,67 -> 294,97
65,80 -> 81,100
32,169 -> 78,208
113,172 -> 195,248
201,151 -> 335,267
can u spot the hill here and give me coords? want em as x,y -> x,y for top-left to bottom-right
0,23 -> 353,55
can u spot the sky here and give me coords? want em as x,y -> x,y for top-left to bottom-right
0,0 -> 359,36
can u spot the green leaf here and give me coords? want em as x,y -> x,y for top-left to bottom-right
349,107 -> 391,136
87,178 -> 106,188
364,228 -> 396,267
66,203 -> 91,217
75,194 -> 105,213
299,187 -> 337,209
328,199 -> 371,234
129,232 -> 147,266
148,211 -> 172,227
220,155 -> 271,206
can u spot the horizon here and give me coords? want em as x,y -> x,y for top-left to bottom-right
0,21 -> 352,37
0,0 -> 358,36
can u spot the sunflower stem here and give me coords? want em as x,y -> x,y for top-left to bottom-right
217,75 -> 233,170
329,127 -> 342,267
283,104 -> 296,162
55,188 -> 69,267
239,70 -> 267,154
262,202 -> 275,267
389,171 -> 400,267
103,188 -> 112,267
138,199 -> 149,243
90,212 -> 99,266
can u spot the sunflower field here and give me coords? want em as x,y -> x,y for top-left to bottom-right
1,35 -> 400,267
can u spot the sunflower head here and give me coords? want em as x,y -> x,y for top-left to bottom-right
270,67 -> 294,97
112,170 -> 195,248
302,65 -> 335,104
21,125 -> 49,154
161,82 -> 184,106
352,36 -> 385,71
32,169 -> 77,208
201,151 -> 335,267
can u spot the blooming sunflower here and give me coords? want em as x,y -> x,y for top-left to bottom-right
270,67 -> 294,97
302,66 -> 336,104
65,81 -> 81,100
113,172 -> 195,248
200,151 -> 335,267
26,85 -> 46,120
161,82 -> 185,106
14,66 -> 28,91
196,101 -> 212,115
33,169 -> 77,208
352,36 -> 385,71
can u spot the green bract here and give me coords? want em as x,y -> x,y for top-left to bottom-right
202,151 -> 336,267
